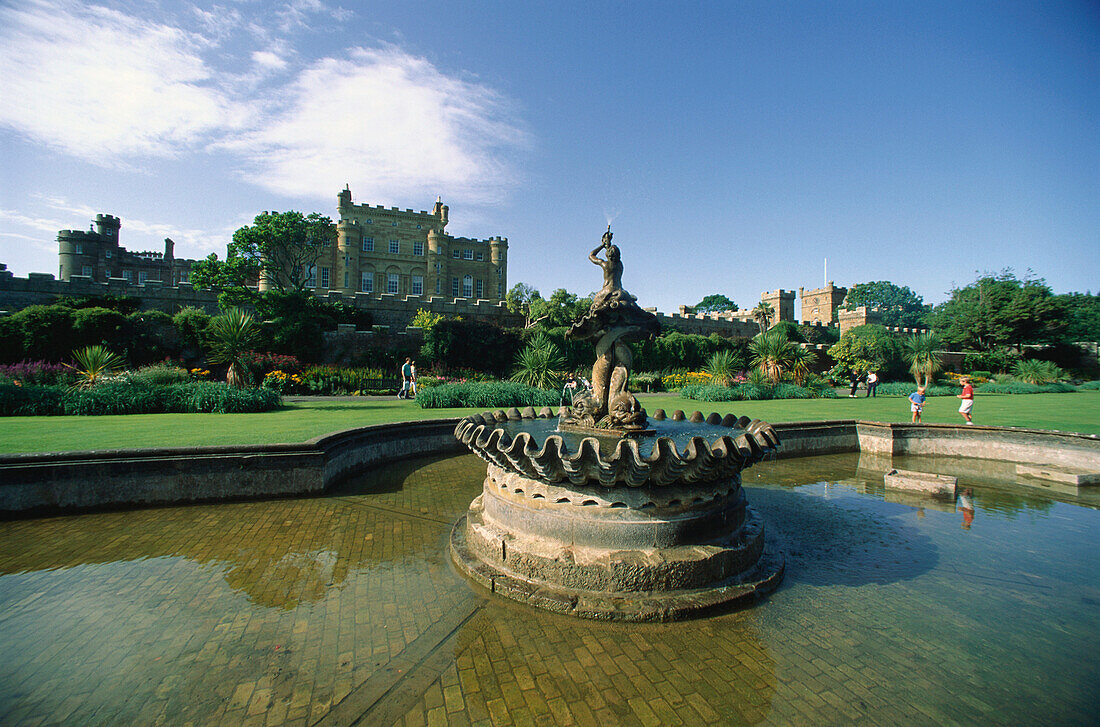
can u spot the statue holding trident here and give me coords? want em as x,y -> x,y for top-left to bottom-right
562,225 -> 660,431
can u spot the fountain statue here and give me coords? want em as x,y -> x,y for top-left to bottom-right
450,226 -> 783,621
560,226 -> 659,432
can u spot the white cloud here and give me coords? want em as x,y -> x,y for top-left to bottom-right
0,0 -> 241,162
0,2 -> 529,210
222,46 -> 530,205
252,51 -> 289,71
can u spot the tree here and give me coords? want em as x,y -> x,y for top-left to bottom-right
206,308 -> 263,387
505,283 -> 545,328
827,325 -> 903,380
511,333 -> 565,390
932,270 -> 1069,351
751,301 -> 774,334
749,328 -> 798,383
529,288 -> 592,329
229,211 -> 335,293
694,294 -> 737,314
704,350 -> 743,387
189,253 -> 259,307
65,345 -> 126,388
840,281 -> 930,328
903,332 -> 943,388
1060,292 -> 1100,341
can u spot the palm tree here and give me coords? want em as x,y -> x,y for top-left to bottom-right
751,301 -> 775,334
704,350 -> 743,387
903,332 -> 942,388
787,345 -> 817,385
206,308 -> 263,387
749,328 -> 797,383
511,334 -> 565,390
65,345 -> 126,388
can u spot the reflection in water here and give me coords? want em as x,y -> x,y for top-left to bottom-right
0,451 -> 1098,725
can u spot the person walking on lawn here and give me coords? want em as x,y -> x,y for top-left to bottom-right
957,377 -> 974,424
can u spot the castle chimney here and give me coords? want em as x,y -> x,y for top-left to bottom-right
164,238 -> 174,260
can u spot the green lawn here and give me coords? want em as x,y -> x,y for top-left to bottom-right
0,392 -> 1096,455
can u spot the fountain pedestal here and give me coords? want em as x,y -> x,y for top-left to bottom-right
449,409 -> 784,621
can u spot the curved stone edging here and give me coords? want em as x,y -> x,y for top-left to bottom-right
1,418 -> 1097,517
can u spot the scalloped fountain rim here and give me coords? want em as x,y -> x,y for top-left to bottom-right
453,406 -> 781,488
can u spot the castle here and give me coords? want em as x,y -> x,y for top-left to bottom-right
304,187 -> 507,301
57,214 -> 196,286
2,198 -> 928,339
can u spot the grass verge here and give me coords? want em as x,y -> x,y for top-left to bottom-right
0,392 -> 1095,454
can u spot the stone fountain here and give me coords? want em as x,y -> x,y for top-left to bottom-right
450,227 -> 783,621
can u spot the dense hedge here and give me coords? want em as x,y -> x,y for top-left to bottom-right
680,383 -> 837,401
975,382 -> 1077,395
0,381 -> 281,416
416,381 -> 560,409
872,382 -> 958,397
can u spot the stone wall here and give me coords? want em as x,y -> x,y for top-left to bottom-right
2,418 -> 1095,517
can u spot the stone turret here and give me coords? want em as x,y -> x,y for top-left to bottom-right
489,236 -> 508,300
336,217 -> 360,294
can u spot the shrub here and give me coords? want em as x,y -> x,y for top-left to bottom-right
679,382 -> 823,401
872,382 -> 957,397
628,372 -> 665,392
1012,359 -> 1065,385
62,379 -> 162,415
416,381 -> 560,409
1079,380 -> 1100,391
0,382 -> 65,416
0,380 -> 281,416
163,382 -> 282,413
242,351 -> 303,376
976,382 -> 1077,394
661,371 -> 711,392
0,360 -> 75,386
131,362 -> 191,386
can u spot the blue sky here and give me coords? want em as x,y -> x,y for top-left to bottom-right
1,0 -> 1096,313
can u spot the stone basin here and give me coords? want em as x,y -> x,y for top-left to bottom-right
449,407 -> 785,621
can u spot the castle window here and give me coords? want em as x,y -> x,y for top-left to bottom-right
476,279 -> 483,298
498,283 -> 503,298
305,265 -> 317,288
413,241 -> 424,256
138,271 -> 148,284
387,273 -> 399,294
411,275 -> 423,295
453,249 -> 460,259
105,270 -> 111,279
389,239 -> 400,254
74,243 -> 83,254
436,279 -> 441,294
363,237 -> 374,252
361,272 -> 373,293
179,270 -> 189,283
476,251 -> 484,261
320,267 -> 330,288
452,278 -> 459,297
462,275 -> 473,298
105,249 -> 112,258
463,249 -> 473,260
365,218 -> 372,224
392,221 -> 398,227
416,224 -> 422,229
123,270 -> 133,282
344,271 -> 349,289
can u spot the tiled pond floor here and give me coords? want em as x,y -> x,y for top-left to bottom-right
1,452 -> 1098,725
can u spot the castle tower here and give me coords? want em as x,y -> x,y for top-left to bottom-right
489,236 -> 508,300
57,228 -> 99,281
761,289 -> 795,324
432,196 -> 449,230
426,228 -> 447,296
336,218 -> 360,294
95,214 -> 121,243
799,282 -> 848,325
